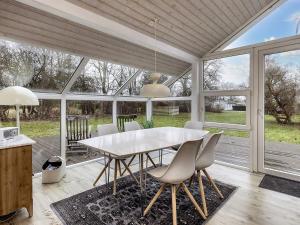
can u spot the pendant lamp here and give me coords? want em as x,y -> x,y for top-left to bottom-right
141,18 -> 170,98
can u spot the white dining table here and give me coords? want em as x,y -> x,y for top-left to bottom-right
78,126 -> 209,215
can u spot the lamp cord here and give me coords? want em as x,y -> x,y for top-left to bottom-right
154,18 -> 157,73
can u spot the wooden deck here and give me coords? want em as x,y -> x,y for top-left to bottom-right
31,135 -> 300,175
32,136 -> 103,174
215,135 -> 300,174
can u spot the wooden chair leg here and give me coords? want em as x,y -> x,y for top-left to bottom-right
203,169 -> 224,199
188,172 -> 195,187
197,170 -> 208,216
171,184 -> 177,225
93,157 -> 113,186
120,159 -> 139,185
181,183 -> 207,220
144,184 -> 166,216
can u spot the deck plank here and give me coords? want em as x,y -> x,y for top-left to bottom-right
31,135 -> 300,175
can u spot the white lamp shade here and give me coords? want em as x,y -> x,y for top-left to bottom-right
140,83 -> 171,98
0,86 -> 39,106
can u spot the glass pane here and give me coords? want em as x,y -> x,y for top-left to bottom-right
264,50 -> 300,175
0,100 -> 61,174
224,0 -> 300,50
170,72 -> 192,97
66,100 -> 112,165
152,101 -> 191,127
0,39 -> 82,92
204,54 -> 250,90
117,101 -> 146,126
120,72 -> 171,96
206,128 -> 250,168
205,96 -> 247,125
70,59 -> 141,95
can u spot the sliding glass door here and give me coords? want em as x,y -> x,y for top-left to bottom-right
259,46 -> 300,181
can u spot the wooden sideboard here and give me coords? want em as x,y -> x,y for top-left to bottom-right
0,136 -> 35,217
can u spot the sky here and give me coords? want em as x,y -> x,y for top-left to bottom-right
226,0 -> 300,49
216,0 -> 300,87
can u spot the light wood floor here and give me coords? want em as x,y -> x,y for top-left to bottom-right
5,153 -> 300,225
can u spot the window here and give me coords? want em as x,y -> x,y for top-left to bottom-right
0,39 -> 82,92
170,72 -> 192,97
202,53 -> 251,168
205,128 -> 250,168
152,101 -> 191,127
224,0 -> 300,50
205,96 -> 247,125
66,100 -> 112,165
203,54 -> 250,90
0,100 -> 61,174
263,49 -> 300,175
117,101 -> 146,124
70,59 -> 140,95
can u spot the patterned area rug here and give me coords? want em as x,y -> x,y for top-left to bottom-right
51,172 -> 236,225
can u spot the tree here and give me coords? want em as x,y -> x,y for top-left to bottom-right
203,59 -> 222,90
264,58 -> 298,124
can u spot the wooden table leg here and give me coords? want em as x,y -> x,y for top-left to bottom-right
113,159 -> 118,195
146,153 -> 157,168
121,155 -> 136,176
139,153 -> 145,217
93,157 -> 113,186
120,159 -> 139,185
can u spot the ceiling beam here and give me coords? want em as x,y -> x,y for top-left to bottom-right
114,70 -> 143,96
164,66 -> 192,87
62,57 -> 90,95
16,0 -> 199,63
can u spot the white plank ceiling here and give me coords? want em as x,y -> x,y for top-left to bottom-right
65,0 -> 278,57
0,0 -> 191,75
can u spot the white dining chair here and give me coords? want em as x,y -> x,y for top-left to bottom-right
144,139 -> 207,224
124,121 -> 142,131
184,120 -> 203,130
97,123 -> 119,136
123,121 -> 157,169
172,120 -> 204,151
94,123 -> 139,195
193,131 -> 224,216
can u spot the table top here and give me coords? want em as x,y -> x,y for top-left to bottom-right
78,127 -> 209,157
0,134 -> 36,150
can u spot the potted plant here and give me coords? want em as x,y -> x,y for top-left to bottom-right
142,120 -> 154,129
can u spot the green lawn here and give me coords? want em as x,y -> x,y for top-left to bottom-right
1,111 -> 300,144
205,111 -> 300,144
205,111 -> 246,125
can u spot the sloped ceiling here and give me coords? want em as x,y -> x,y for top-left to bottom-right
0,0 -> 191,75
65,0 -> 278,57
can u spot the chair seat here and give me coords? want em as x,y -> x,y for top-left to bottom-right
147,165 -> 168,179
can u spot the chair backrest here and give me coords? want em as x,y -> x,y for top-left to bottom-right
184,120 -> 203,130
66,115 -> 91,142
124,121 -> 142,131
97,123 -> 119,136
117,114 -> 137,132
160,139 -> 203,184
196,132 -> 223,168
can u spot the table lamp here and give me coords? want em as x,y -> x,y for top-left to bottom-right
0,86 -> 39,133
